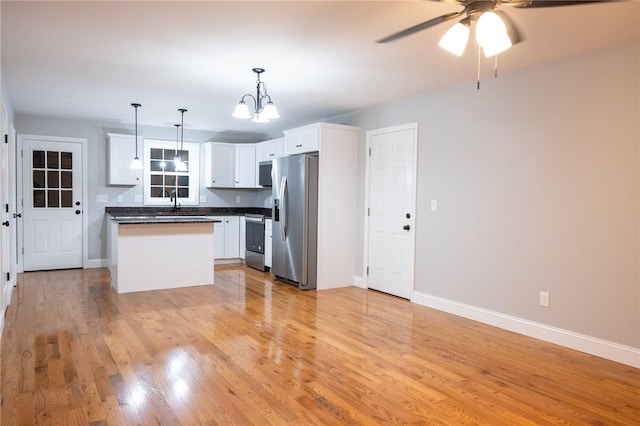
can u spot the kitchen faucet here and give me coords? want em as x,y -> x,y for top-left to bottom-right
170,189 -> 180,212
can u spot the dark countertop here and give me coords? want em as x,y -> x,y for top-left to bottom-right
105,206 -> 272,218
110,216 -> 220,225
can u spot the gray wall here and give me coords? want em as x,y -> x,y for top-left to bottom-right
331,41 -> 639,348
13,115 -> 273,260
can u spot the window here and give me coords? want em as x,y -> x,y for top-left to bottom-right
143,139 -> 200,206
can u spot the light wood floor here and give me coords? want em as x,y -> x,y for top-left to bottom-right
1,265 -> 638,425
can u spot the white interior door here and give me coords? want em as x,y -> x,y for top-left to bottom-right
0,100 -> 7,312
22,138 -> 83,271
366,123 -> 418,299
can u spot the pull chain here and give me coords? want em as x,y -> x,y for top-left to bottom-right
477,46 -> 481,90
494,55 -> 498,79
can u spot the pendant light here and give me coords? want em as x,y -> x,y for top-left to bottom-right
175,108 -> 188,172
130,103 -> 143,169
174,123 -> 183,171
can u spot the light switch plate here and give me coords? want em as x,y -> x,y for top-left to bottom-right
96,194 -> 108,203
236,195 -> 241,203
430,200 -> 437,211
117,195 -> 124,202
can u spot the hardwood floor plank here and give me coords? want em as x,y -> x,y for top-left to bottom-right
2,265 -> 638,425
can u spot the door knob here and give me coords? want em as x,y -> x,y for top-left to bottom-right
2,221 -> 9,227
75,210 -> 81,215
403,224 -> 410,231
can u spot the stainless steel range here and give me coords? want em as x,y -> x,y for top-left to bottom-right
245,214 -> 267,271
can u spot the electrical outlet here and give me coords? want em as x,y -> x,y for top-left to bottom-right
236,195 -> 241,204
96,194 -> 108,203
430,200 -> 437,211
117,195 -> 123,202
200,195 -> 206,203
539,291 -> 550,307
134,194 -> 143,203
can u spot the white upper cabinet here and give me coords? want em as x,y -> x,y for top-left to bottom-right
205,143 -> 236,188
283,124 -> 320,156
205,142 -> 256,188
256,137 -> 284,162
235,144 -> 256,188
107,133 -> 141,185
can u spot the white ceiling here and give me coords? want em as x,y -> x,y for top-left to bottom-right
2,1 -> 639,140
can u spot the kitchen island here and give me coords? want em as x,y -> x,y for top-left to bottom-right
107,215 -> 220,293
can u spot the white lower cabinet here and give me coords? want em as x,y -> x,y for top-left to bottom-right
211,216 -> 241,260
212,218 -> 225,259
224,216 -> 240,258
265,219 -> 272,268
239,216 -> 246,260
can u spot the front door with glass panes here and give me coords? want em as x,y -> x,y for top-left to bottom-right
22,138 -> 83,271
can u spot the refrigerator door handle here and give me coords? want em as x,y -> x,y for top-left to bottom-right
280,176 -> 288,240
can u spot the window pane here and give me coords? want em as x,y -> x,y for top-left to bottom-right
61,171 -> 72,188
33,190 -> 45,208
178,150 -> 188,162
150,187 -> 164,198
177,176 -> 189,186
177,188 -> 189,198
48,190 -> 59,208
165,175 -> 176,186
61,190 -> 73,207
150,160 -> 166,172
150,175 -> 163,185
47,171 -> 59,188
33,151 -> 45,168
164,160 -> 176,173
150,148 -> 163,160
60,152 -> 72,169
33,170 -> 45,188
47,151 -> 59,169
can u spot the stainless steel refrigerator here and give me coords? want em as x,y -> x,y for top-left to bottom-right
271,153 -> 318,290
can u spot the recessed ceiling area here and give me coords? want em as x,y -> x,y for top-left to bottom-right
2,1 -> 638,137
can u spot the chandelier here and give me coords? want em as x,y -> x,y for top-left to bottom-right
232,68 -> 279,123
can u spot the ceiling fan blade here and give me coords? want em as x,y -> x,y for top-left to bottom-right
495,10 -> 525,45
376,11 -> 464,43
505,0 -> 611,8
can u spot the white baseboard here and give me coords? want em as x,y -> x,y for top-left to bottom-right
412,291 -> 640,368
85,258 -> 108,269
353,275 -> 366,289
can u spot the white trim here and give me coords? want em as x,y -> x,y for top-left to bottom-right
17,134 -> 89,271
85,258 -> 107,269
352,275 -> 366,289
412,291 -> 640,368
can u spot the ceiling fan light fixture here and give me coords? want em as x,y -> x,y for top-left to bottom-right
438,19 -> 470,56
476,10 -> 512,57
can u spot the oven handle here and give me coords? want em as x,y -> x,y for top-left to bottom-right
245,216 -> 264,223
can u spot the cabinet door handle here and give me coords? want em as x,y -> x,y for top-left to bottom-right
296,144 -> 302,148
403,225 -> 410,231
2,221 -> 9,227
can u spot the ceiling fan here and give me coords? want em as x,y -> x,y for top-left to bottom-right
377,0 -> 609,57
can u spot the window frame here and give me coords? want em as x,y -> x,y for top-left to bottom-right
142,138 -> 200,206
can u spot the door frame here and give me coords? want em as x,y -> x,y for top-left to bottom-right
363,122 -> 419,296
17,134 -> 88,272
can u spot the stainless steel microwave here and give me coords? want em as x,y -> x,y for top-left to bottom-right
258,161 -> 272,187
